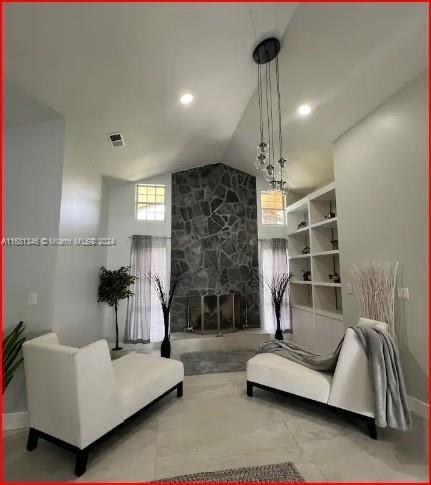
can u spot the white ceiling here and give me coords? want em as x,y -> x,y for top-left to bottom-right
224,2 -> 428,193
4,3 -> 428,192
3,3 -> 296,181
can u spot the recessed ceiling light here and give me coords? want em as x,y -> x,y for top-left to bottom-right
180,93 -> 194,105
298,104 -> 312,116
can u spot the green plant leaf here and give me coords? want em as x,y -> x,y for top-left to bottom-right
2,322 -> 25,394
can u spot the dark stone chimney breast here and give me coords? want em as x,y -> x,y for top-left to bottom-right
170,163 -> 260,332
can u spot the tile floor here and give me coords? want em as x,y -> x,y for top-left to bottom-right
3,372 -> 428,482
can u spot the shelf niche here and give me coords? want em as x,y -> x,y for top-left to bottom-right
309,187 -> 337,225
314,285 -> 343,317
312,253 -> 340,284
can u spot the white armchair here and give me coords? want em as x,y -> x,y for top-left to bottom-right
246,318 -> 387,439
23,333 -> 184,476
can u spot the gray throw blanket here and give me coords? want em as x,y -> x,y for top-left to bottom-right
352,326 -> 411,431
257,338 -> 343,372
258,326 -> 411,430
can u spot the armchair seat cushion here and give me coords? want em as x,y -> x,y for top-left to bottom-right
112,352 -> 184,419
247,353 -> 333,404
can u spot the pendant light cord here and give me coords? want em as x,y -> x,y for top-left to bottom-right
268,60 -> 275,173
264,62 -> 271,166
257,64 -> 264,143
276,56 -> 283,160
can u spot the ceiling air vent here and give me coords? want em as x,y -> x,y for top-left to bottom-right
107,132 -> 125,148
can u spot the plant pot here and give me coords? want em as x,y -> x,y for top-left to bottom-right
274,314 -> 283,341
160,337 -> 171,358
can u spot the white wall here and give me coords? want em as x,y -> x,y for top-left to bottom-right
52,123 -> 109,346
103,173 -> 171,341
333,71 -> 428,403
3,118 -> 65,412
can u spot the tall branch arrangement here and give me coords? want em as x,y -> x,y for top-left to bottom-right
149,272 -> 182,314
348,261 -> 398,336
148,272 -> 182,357
262,272 -> 293,340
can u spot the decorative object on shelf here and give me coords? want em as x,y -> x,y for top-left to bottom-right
302,270 -> 312,282
329,272 -> 341,283
330,239 -> 339,250
302,246 -> 310,255
297,221 -> 307,230
3,321 -> 25,393
261,272 -> 293,340
98,266 -> 136,351
253,37 -> 288,193
325,200 -> 336,219
149,272 -> 183,358
348,261 -> 399,336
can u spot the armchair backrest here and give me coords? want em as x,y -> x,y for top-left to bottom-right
327,318 -> 388,417
23,333 -> 123,449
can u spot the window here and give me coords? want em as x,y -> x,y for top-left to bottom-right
261,190 -> 285,225
136,184 -> 166,221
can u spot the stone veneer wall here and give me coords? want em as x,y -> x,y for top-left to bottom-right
170,163 -> 260,332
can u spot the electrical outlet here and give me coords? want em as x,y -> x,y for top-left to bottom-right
397,287 -> 410,300
27,292 -> 38,306
346,283 -> 353,294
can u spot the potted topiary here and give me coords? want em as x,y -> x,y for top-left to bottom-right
98,266 -> 136,351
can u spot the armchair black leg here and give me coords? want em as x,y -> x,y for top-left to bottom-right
26,428 -> 39,451
366,417 -> 378,440
177,381 -> 183,398
75,449 -> 89,477
247,381 -> 253,397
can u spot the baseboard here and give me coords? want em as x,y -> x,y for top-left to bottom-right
408,395 -> 428,420
2,411 -> 29,431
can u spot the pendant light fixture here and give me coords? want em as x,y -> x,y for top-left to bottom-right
253,37 -> 287,193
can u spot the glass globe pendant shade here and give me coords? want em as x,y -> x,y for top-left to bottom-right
257,142 -> 269,153
277,157 -> 287,169
255,151 -> 268,170
267,180 -> 277,191
263,164 -> 274,181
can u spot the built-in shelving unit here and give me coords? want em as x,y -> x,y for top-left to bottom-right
286,182 -> 345,354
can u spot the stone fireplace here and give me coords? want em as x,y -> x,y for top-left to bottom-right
170,163 -> 260,332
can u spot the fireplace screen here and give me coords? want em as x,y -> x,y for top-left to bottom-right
187,293 -> 242,334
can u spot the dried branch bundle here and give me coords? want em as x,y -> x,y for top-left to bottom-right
148,272 -> 182,315
348,261 -> 398,336
261,272 -> 293,317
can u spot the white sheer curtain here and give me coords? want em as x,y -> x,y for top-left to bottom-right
125,235 -> 170,343
258,238 -> 290,334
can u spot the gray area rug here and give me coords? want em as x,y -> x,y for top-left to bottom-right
179,350 -> 256,376
155,462 -> 305,482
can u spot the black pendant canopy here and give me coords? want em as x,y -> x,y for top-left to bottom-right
252,37 -> 281,65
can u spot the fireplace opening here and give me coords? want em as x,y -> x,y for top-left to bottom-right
186,293 -> 242,334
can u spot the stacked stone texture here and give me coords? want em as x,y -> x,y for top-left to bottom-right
170,163 -> 260,331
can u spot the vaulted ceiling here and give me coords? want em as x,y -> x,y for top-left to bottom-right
4,3 -> 428,193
